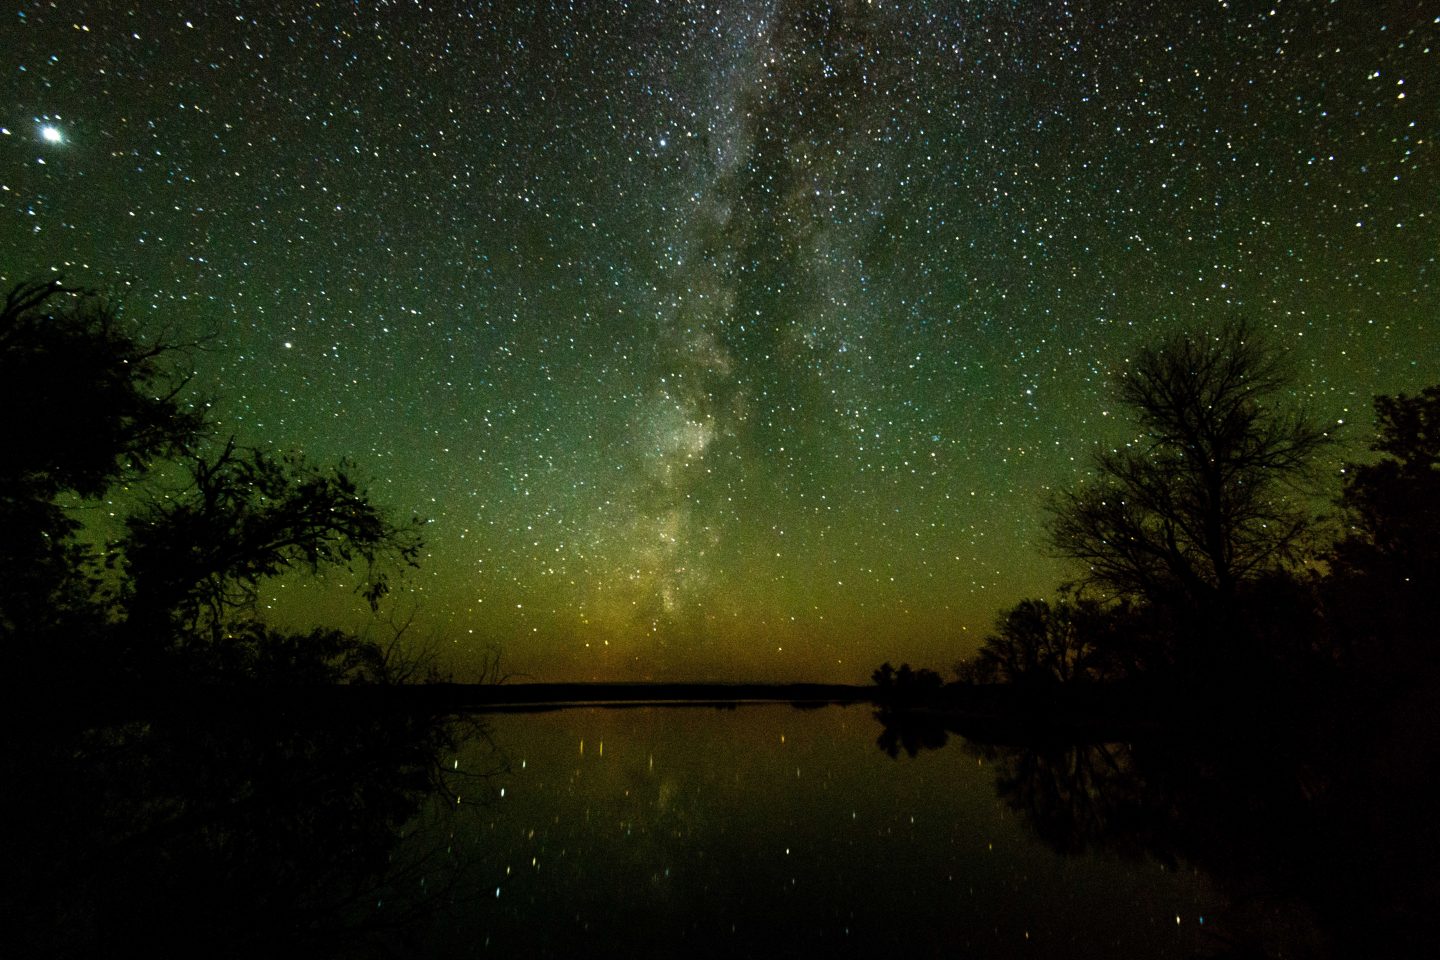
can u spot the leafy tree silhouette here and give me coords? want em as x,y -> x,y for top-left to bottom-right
1328,385 -> 1440,678
120,438 -> 422,654
1335,385 -> 1440,586
871,661 -> 942,697
0,279 -> 205,501
0,279 -> 422,687
968,593 -> 1121,686
1,280 -> 206,674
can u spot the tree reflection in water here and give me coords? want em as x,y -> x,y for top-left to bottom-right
3,698 -> 501,959
874,705 -> 1437,959
873,705 -> 953,759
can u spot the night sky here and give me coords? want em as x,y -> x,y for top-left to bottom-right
3,2 -> 1436,682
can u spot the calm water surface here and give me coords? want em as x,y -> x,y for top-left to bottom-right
398,705 -> 1229,958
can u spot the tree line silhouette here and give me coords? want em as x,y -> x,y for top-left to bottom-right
930,319 -> 1439,704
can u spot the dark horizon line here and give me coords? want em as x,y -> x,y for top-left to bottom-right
47,681 -> 877,725
406,680 -> 877,709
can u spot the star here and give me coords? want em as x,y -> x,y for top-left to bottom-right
39,124 -> 63,145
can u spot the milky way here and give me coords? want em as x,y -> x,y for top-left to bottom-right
2,2 -> 1436,680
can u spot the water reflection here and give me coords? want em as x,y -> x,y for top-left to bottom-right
404,705 -> 1223,958
873,706 -> 1438,958
15,701 -> 1429,959
3,697 -> 492,959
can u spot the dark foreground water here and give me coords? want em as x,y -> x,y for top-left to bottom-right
403,705 -> 1227,959
10,698 -> 1432,959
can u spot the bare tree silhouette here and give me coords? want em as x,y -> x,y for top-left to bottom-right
1048,320 -> 1332,655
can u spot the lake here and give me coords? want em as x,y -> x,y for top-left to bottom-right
386,704 -> 1241,958
15,696 -> 1421,958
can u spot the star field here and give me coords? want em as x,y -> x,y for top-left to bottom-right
2,2 -> 1436,681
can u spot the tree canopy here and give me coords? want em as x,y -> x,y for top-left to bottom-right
1,280 -> 208,641
1047,320 -> 1331,633
120,439 -> 423,647
0,278 -> 206,501
0,280 -> 424,687
1335,385 -> 1440,579
963,593 -> 1136,686
1326,386 -> 1440,674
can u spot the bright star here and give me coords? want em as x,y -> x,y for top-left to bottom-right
40,124 -> 64,144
